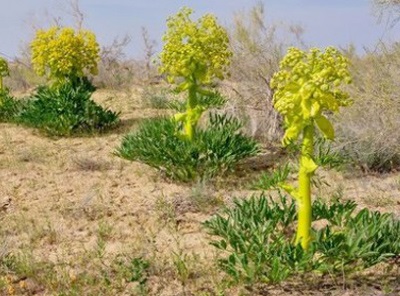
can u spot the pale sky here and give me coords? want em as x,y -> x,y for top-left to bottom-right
0,0 -> 399,59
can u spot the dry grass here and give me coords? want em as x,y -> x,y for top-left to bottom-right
333,43 -> 400,172
221,3 -> 304,142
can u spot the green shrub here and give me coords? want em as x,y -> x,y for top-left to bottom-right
17,79 -> 119,136
204,193 -> 400,284
141,87 -> 174,109
115,113 -> 259,182
0,90 -> 26,122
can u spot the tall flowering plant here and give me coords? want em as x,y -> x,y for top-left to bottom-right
271,47 -> 352,249
159,7 -> 232,140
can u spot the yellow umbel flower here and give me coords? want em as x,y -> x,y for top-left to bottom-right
159,7 -> 231,88
271,47 -> 351,146
31,26 -> 100,84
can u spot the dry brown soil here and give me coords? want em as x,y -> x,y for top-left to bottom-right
0,89 -> 399,295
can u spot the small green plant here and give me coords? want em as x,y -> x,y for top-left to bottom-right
0,91 -> 26,122
252,164 -> 292,190
159,7 -> 232,141
17,80 -> 119,136
0,57 -> 9,91
204,193 -> 400,284
0,58 -> 26,123
270,47 -> 352,249
115,113 -> 259,182
172,251 -> 192,286
313,136 -> 348,169
111,255 -> 150,295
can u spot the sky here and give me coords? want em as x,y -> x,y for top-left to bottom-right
0,0 -> 399,60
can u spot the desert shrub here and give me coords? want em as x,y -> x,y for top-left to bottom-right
17,79 -> 119,136
94,35 -> 138,89
140,86 -> 177,109
333,42 -> 400,172
95,28 -> 158,89
224,3 -> 304,142
204,193 -> 400,284
4,60 -> 44,92
115,113 -> 259,182
373,0 -> 400,26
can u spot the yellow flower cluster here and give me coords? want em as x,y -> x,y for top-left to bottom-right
0,57 -> 9,78
159,7 -> 232,89
30,26 -> 100,83
271,47 -> 352,145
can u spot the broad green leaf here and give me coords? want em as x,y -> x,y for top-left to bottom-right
301,156 -> 318,174
315,115 -> 334,140
174,112 -> 186,122
279,183 -> 300,201
283,120 -> 303,146
310,101 -> 321,117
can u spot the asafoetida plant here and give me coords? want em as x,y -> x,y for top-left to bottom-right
159,7 -> 232,141
271,47 -> 352,249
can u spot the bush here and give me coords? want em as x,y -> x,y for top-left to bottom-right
115,113 -> 259,182
204,193 -> 400,284
0,90 -> 26,122
333,43 -> 400,172
17,79 -> 119,136
141,86 -> 178,109
224,3 -> 305,142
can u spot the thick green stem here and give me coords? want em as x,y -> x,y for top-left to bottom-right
295,124 -> 315,249
184,85 -> 198,141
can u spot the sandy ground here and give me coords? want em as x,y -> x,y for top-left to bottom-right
0,88 -> 399,295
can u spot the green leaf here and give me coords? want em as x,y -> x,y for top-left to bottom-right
283,124 -> 302,146
315,115 -> 334,140
302,156 -> 318,174
174,112 -> 186,122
